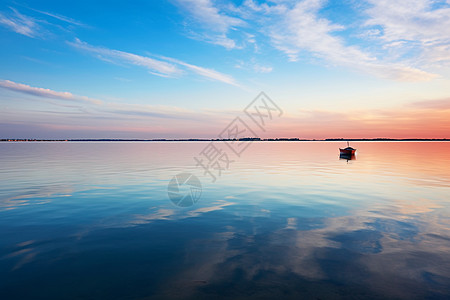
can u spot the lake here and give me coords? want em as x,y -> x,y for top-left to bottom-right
0,141 -> 449,299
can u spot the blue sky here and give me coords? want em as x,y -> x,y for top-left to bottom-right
1,0 -> 450,139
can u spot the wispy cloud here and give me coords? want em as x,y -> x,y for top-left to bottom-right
176,0 -> 243,32
30,8 -> 86,27
174,0 -> 245,49
235,59 -> 273,73
0,79 -> 102,105
0,6 -> 86,38
364,0 -> 450,67
0,79 -> 223,123
253,65 -> 273,73
68,38 -> 181,77
264,0 -> 437,81
365,0 -> 450,43
69,38 -> 238,85
0,79 -> 233,138
0,7 -> 41,37
161,56 -> 238,85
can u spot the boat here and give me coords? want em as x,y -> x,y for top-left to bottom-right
339,141 -> 356,156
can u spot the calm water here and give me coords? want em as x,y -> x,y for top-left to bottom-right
0,141 -> 449,299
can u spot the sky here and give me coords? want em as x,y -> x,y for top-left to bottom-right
1,0 -> 450,139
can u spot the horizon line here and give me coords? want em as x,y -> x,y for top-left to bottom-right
1,138 -> 449,142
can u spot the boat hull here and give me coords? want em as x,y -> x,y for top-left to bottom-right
339,148 -> 356,155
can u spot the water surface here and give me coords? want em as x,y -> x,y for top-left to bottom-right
0,141 -> 449,299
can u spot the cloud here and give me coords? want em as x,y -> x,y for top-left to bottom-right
253,65 -> 273,73
0,6 -> 85,38
0,79 -> 227,127
265,0 -> 437,81
0,79 -> 232,139
0,79 -> 102,105
174,0 -> 245,49
0,8 -> 40,37
234,59 -> 273,73
161,56 -> 239,86
365,0 -> 450,43
0,79 -> 200,120
176,0 -> 243,32
364,0 -> 450,67
69,38 -> 238,85
30,8 -> 85,27
69,38 -> 180,77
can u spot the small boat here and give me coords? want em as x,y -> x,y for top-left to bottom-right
339,141 -> 356,155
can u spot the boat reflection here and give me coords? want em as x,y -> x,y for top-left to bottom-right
339,153 -> 356,161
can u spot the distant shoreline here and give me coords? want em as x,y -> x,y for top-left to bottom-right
1,138 -> 448,142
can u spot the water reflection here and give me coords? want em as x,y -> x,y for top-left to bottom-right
339,153 -> 356,162
0,142 -> 449,299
